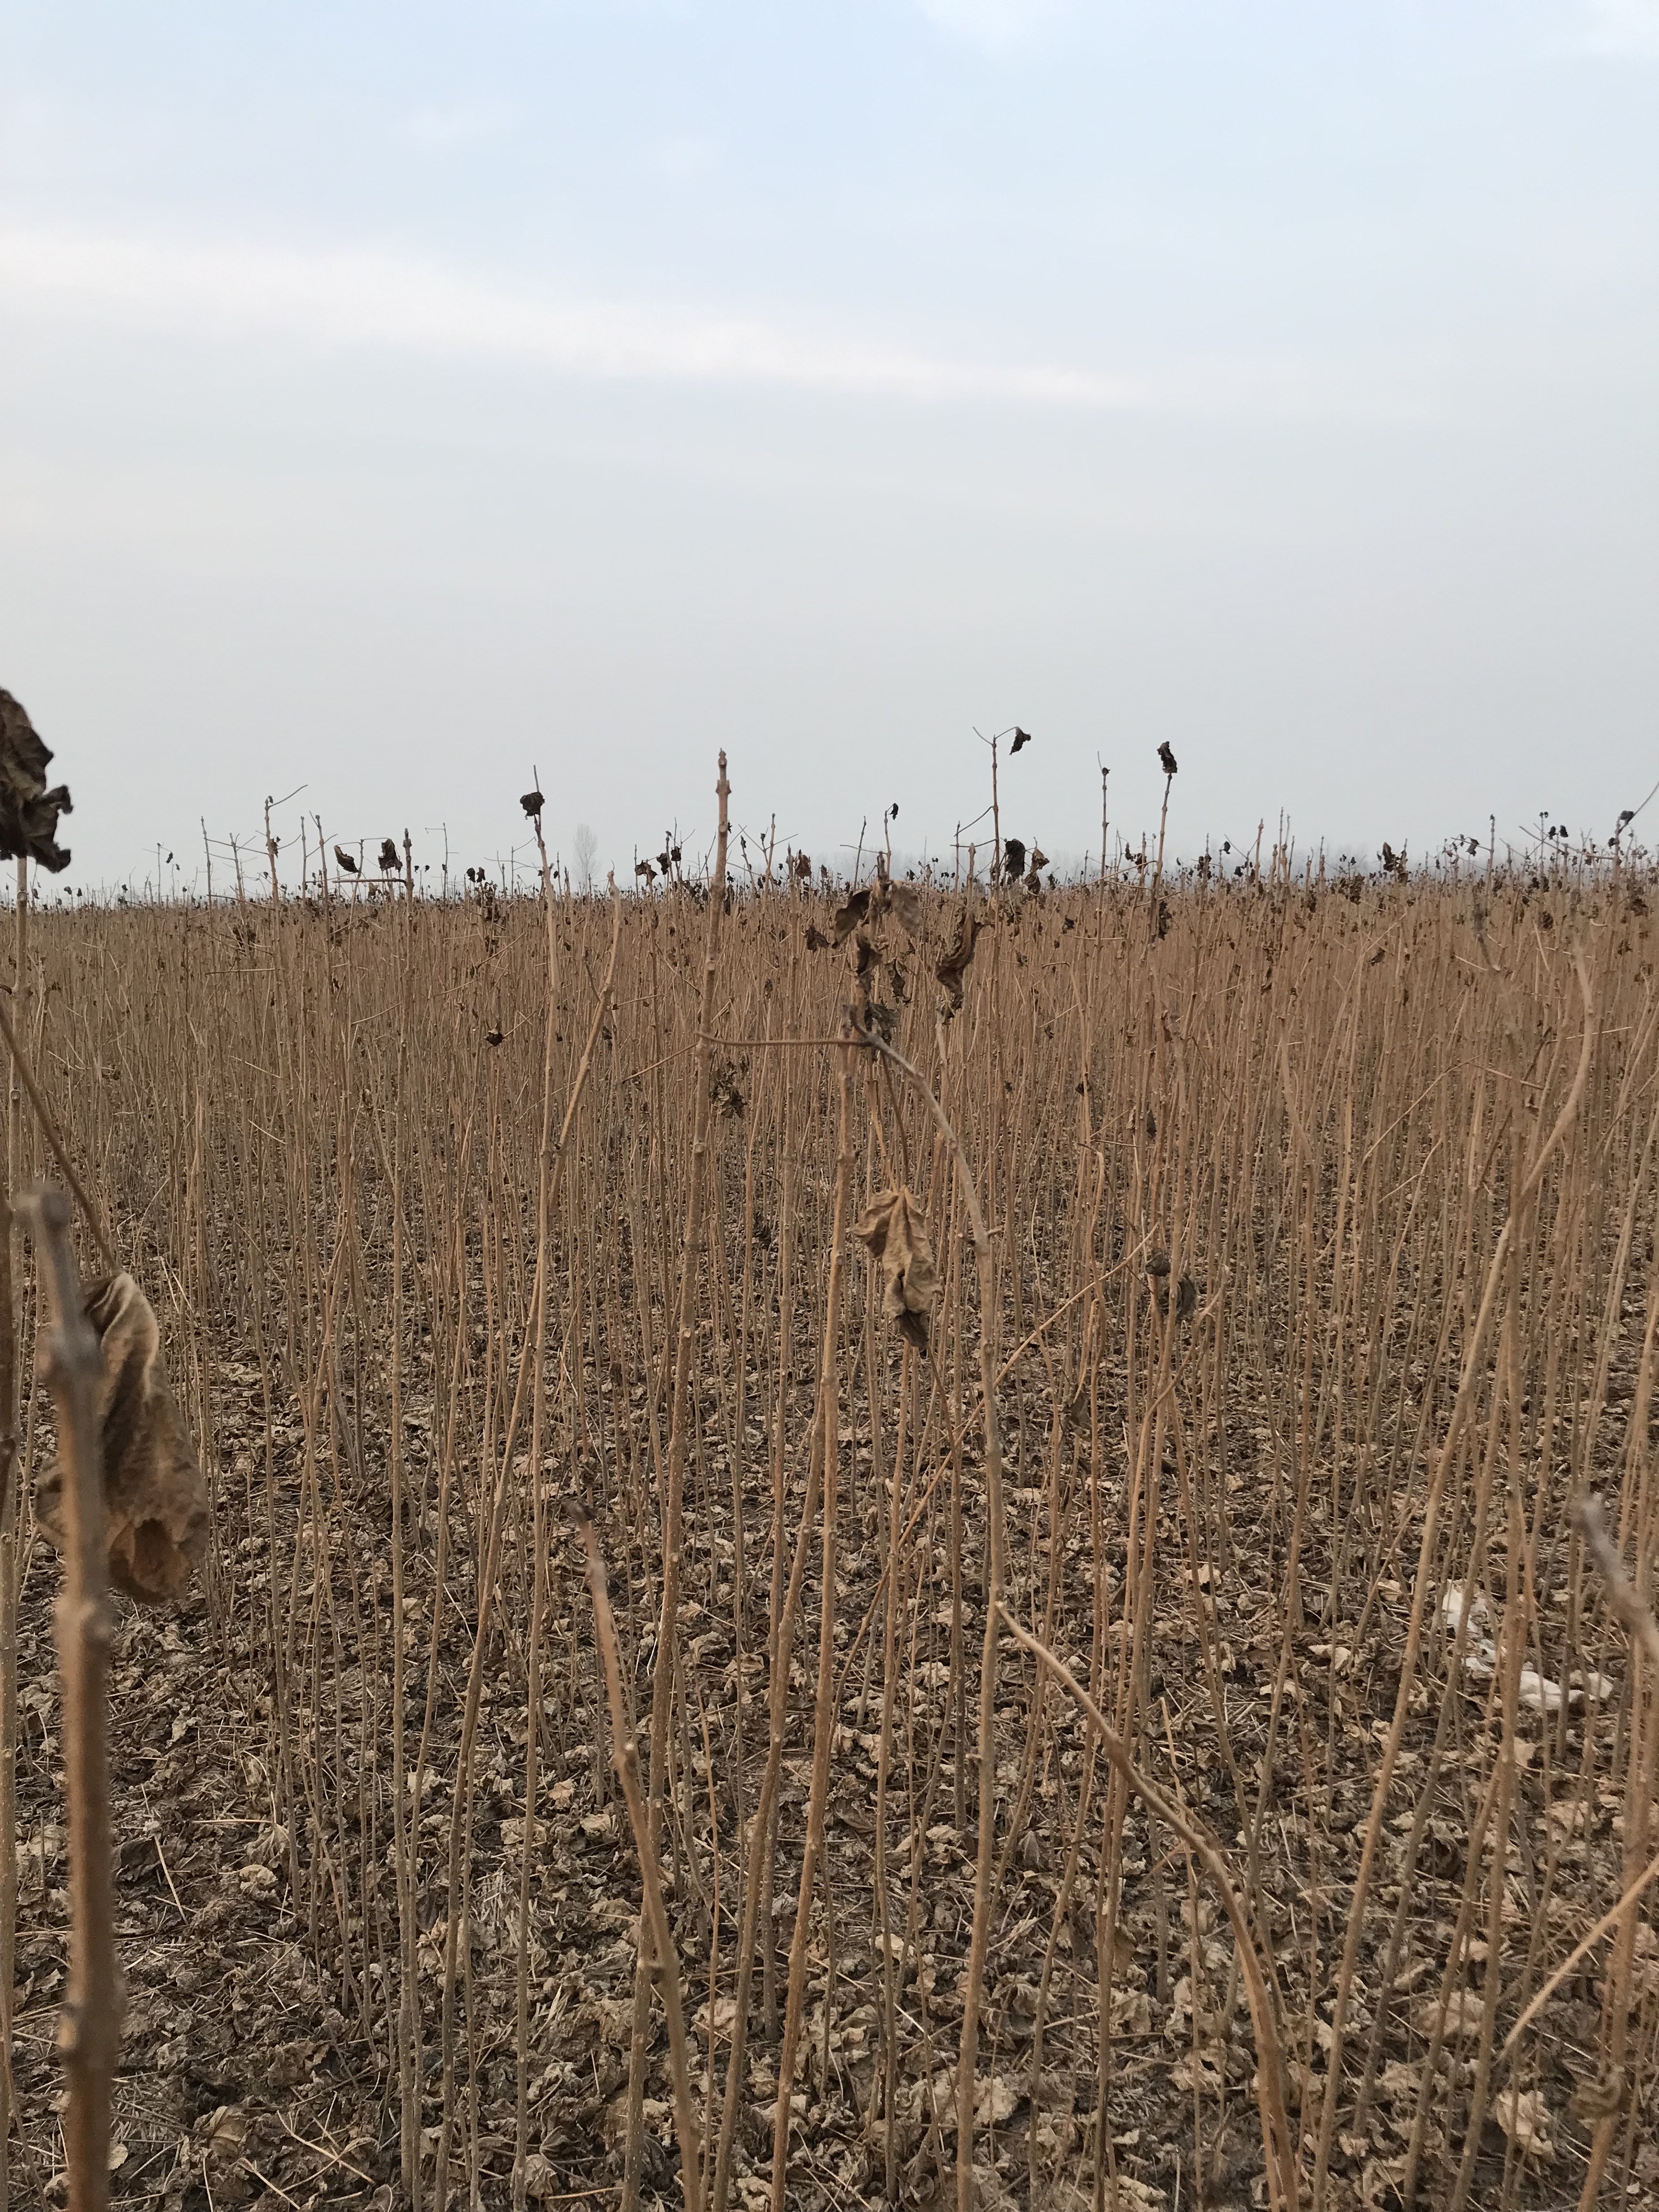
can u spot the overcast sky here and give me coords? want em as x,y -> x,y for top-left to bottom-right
2,2 -> 1656,891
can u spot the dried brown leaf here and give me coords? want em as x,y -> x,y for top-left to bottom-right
832,888 -> 870,943
36,1272 -> 211,1604
936,904 -> 980,1015
887,882 -> 924,937
0,691 -> 72,872
853,1187 -> 936,1356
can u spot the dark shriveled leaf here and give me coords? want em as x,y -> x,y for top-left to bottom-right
936,905 -> 980,1016
832,888 -> 871,943
332,845 -> 359,875
0,691 -> 72,872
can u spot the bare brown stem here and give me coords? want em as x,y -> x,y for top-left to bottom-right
24,1186 -> 119,2212
580,1514 -> 703,2212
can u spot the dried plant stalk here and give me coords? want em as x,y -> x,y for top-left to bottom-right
850,1023 -> 1007,2212
625,755 -> 729,2209
997,1606 -> 1298,2212
24,1186 -> 119,2212
580,1513 -> 702,2212
768,1046 -> 853,2212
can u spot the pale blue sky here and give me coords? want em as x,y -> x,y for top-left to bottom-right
2,2 -> 1656,888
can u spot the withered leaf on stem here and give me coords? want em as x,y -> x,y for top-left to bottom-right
887,882 -> 924,938
804,924 -> 829,951
1158,741 -> 1178,777
0,690 -> 73,872
851,1187 -> 937,1357
520,788 -> 545,820
1002,837 -> 1026,880
1009,726 -> 1032,753
377,837 -> 400,873
832,887 -> 871,943
332,845 -> 359,875
854,930 -> 881,980
935,904 -> 980,1015
36,1273 -> 210,1604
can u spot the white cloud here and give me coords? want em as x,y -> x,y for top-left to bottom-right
653,133 -> 720,185
1573,1 -> 1659,55
0,219 -> 1143,409
912,0 -> 1069,55
400,98 -> 520,150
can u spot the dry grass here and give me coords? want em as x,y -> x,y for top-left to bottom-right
1,814 -> 1656,2212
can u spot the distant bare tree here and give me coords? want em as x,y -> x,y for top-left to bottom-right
573,823 -> 598,891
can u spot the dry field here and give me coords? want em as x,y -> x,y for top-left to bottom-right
2,785 -> 1656,2212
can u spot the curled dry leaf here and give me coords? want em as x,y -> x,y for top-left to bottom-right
332,844 -> 359,875
0,690 -> 73,872
1568,2064 -> 1625,2123
377,837 -> 400,872
1416,1986 -> 1485,2040
886,881 -> 924,938
852,1187 -> 936,1356
36,1272 -> 211,1604
832,887 -> 871,943
936,904 -> 980,1016
1494,2085 -> 1555,2160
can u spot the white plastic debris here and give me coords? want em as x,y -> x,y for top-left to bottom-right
1443,1588 -> 1617,1709
1442,1584 -> 1497,1679
1518,1667 -> 1564,1713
